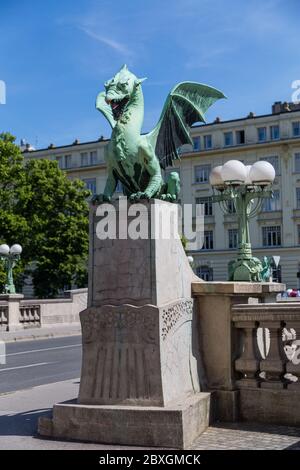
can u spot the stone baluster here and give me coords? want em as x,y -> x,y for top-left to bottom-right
234,320 -> 260,388
284,321 -> 300,390
0,306 -> 8,331
0,294 -> 24,331
260,321 -> 285,389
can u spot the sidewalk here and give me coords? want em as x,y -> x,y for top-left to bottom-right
0,378 -> 299,450
0,324 -> 81,343
0,379 -> 145,450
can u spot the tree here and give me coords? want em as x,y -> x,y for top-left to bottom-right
0,133 -> 90,297
0,133 -> 28,288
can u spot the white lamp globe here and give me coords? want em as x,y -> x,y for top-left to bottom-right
209,165 -> 224,187
187,256 -> 194,265
249,161 -> 275,185
221,160 -> 247,184
0,244 -> 10,255
10,244 -> 22,255
245,165 -> 253,185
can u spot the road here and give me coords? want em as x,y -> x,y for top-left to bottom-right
0,336 -> 82,394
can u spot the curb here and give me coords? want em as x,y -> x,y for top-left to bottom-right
0,329 -> 82,343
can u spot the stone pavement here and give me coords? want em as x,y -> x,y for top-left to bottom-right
0,378 -> 299,450
0,324 -> 81,343
191,422 -> 300,450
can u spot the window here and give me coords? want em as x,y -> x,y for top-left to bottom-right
116,181 -> 123,193
261,190 -> 280,212
293,122 -> 300,137
260,156 -> 279,175
55,156 -> 63,169
195,197 -> 213,216
224,132 -> 233,147
65,154 -> 72,169
269,258 -> 282,283
272,264 -> 282,283
196,266 -> 213,281
82,178 -> 96,195
228,229 -> 238,249
297,188 -> 300,209
90,151 -> 98,165
227,199 -> 236,213
98,147 -> 105,162
295,153 -> 300,172
236,130 -> 245,145
262,226 -> 281,247
203,135 -> 212,149
194,164 -> 211,183
80,152 -> 89,167
270,125 -> 280,140
193,136 -> 200,151
202,230 -> 214,250
257,127 -> 267,142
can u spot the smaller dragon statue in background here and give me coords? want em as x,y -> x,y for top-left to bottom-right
93,65 -> 225,203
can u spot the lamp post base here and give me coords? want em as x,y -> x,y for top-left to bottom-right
228,257 -> 263,282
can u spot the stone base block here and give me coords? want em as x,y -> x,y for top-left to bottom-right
239,388 -> 300,426
210,390 -> 239,422
38,393 -> 210,449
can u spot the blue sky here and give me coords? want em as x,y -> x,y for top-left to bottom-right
0,0 -> 300,149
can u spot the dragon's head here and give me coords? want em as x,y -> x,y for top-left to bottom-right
104,64 -> 146,120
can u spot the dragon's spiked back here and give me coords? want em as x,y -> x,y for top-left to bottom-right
147,82 -> 226,169
96,65 -> 147,126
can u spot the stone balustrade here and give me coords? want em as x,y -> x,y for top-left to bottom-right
0,288 -> 87,331
19,305 -> 41,327
232,303 -> 300,391
192,281 -> 300,426
0,305 -> 8,331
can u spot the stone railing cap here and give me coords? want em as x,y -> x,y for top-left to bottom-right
192,281 -> 286,296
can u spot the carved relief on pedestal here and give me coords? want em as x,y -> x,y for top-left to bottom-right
161,299 -> 193,340
80,304 -> 157,345
79,300 -> 196,405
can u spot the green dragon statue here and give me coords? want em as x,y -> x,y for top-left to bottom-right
93,65 -> 225,203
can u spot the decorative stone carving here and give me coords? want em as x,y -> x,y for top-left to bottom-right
79,299 -> 198,406
161,299 -> 193,340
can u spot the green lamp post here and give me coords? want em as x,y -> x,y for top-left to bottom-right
209,160 -> 275,282
0,244 -> 22,294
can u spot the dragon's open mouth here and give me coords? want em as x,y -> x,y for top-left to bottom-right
110,97 -> 129,120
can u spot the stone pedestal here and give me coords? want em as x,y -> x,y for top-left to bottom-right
39,200 -> 208,448
0,294 -> 24,331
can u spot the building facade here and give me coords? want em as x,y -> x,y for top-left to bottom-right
23,101 -> 300,288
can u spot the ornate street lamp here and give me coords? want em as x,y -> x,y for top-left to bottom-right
209,160 -> 275,282
0,244 -> 22,294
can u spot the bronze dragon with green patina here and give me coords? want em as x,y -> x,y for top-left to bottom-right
93,65 -> 225,203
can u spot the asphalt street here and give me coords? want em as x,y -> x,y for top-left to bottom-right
0,336 -> 82,394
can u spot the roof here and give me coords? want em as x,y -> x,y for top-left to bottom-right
25,106 -> 300,154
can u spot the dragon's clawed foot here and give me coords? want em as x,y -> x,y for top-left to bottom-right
91,194 -> 111,205
129,191 -> 151,202
160,193 -> 177,202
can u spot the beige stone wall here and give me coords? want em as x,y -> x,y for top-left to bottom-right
22,288 -> 87,326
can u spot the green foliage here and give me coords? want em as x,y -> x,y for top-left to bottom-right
180,234 -> 188,251
0,133 -> 90,297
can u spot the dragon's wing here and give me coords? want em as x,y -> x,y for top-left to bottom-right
95,91 -> 116,129
147,82 -> 226,169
